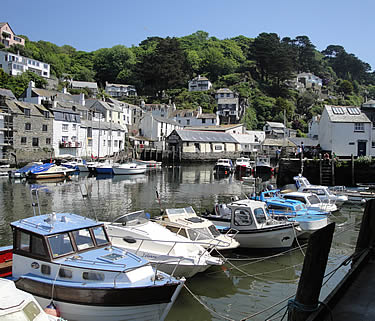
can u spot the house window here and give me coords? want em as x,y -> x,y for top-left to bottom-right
187,119 -> 190,125
354,123 -> 364,132
62,124 -> 68,131
103,140 -> 106,146
32,138 -> 39,147
25,123 -> 31,131
117,131 -> 121,136
44,111 -> 49,118
372,142 -> 375,148
108,140 -> 112,147
212,119 -> 214,124
21,137 -> 27,144
42,124 -> 48,132
72,124 -> 77,130
46,138 -> 51,144
202,119 -> 206,124
24,109 -> 31,117
88,140 -> 92,147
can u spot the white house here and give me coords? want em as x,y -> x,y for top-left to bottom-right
308,116 -> 320,139
319,105 -> 372,157
263,121 -> 286,138
0,51 -> 50,78
171,107 -> 219,127
139,113 -> 183,149
140,102 -> 174,118
80,120 -> 126,158
230,131 -> 265,153
105,82 -> 137,98
296,72 -> 323,91
188,75 -> 212,92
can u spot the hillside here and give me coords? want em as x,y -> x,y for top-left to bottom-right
1,30 -> 375,134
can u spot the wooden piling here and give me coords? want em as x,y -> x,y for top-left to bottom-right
351,154 -> 355,186
319,154 -> 322,185
288,223 -> 336,321
331,158 -> 335,186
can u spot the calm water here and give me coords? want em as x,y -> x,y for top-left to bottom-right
0,164 -> 364,321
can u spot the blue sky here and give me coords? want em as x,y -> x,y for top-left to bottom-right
3,0 -> 375,70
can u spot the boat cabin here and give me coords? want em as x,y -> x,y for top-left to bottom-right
224,199 -> 272,229
160,207 -> 221,242
11,213 -> 110,263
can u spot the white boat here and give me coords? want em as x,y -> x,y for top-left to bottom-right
27,163 -> 76,179
0,278 -> 63,321
281,191 -> 338,213
235,157 -> 253,173
112,163 -> 147,175
255,155 -> 273,173
213,159 -> 234,173
105,210 -> 224,278
134,160 -> 162,168
294,174 -> 348,205
155,206 -> 240,253
0,188 -> 184,321
202,199 -> 299,250
329,185 -> 375,203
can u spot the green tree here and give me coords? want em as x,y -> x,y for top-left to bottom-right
241,107 -> 258,129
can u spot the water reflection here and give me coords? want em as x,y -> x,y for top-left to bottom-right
0,164 -> 365,321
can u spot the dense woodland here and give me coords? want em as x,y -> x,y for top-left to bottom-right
1,30 -> 375,135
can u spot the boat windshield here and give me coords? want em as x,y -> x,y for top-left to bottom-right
72,228 -> 94,251
48,233 -> 74,257
208,224 -> 221,237
92,226 -> 110,246
113,210 -> 149,225
187,228 -> 212,241
307,194 -> 321,204
0,301 -> 42,321
254,207 -> 268,224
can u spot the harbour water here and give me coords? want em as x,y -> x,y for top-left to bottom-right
0,163 -> 364,321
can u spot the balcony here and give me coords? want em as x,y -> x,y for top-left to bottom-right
59,141 -> 81,148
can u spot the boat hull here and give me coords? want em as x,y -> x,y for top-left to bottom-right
95,167 -> 113,175
15,276 -> 183,321
112,167 -> 147,175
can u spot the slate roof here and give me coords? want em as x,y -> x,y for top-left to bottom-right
5,99 -> 50,116
289,137 -> 319,147
262,138 -> 296,147
325,105 -> 370,123
216,88 -> 233,94
266,121 -> 285,128
171,129 -> 238,143
186,124 -> 243,132
197,113 -> 216,119
0,88 -> 16,99
71,81 -> 98,90
153,115 -> 181,126
81,119 -> 127,132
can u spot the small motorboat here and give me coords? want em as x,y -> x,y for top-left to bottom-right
105,210 -> 224,278
155,206 -> 240,253
0,278 -> 63,320
27,163 -> 76,179
254,189 -> 329,239
255,155 -> 273,174
134,160 -> 162,168
234,157 -> 253,173
213,159 -> 234,174
329,185 -> 375,203
281,190 -> 338,213
202,199 -> 299,250
8,162 -> 43,178
112,163 -> 147,175
293,174 -> 348,206
0,188 -> 184,321
94,161 -> 115,175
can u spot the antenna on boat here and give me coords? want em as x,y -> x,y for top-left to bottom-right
29,186 -> 49,216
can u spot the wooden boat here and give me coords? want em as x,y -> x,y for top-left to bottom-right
0,188 -> 184,321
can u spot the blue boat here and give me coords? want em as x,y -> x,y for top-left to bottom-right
0,190 -> 184,321
254,189 -> 329,239
9,162 -> 42,178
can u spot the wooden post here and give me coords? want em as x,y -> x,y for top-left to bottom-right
319,153 -> 322,185
351,154 -> 355,186
288,223 -> 335,321
354,199 -> 375,262
331,158 -> 335,186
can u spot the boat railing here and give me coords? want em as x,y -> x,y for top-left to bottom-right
224,228 -> 239,239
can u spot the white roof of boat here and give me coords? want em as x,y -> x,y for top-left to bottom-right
227,199 -> 266,208
163,207 -> 210,226
11,213 -> 102,236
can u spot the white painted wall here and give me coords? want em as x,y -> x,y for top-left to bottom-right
53,120 -> 81,157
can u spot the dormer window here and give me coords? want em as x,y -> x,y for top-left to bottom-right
24,108 -> 30,117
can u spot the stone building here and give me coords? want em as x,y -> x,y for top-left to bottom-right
0,96 -> 53,162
